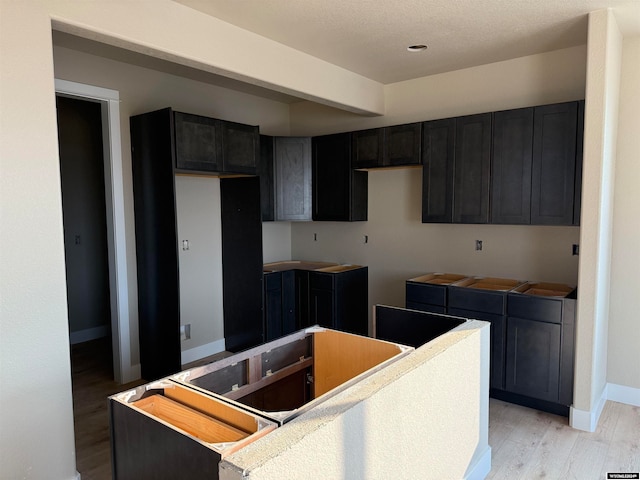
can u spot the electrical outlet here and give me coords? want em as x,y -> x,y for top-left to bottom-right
180,324 -> 191,341
314,233 -> 317,241
572,244 -> 579,256
475,240 -> 483,251
364,235 -> 368,244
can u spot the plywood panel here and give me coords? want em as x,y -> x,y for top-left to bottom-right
312,330 -> 402,397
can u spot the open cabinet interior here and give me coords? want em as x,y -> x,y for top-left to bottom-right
171,327 -> 412,422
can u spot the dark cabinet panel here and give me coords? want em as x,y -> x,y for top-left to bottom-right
573,100 -> 584,225
453,113 -> 492,223
491,108 -> 534,224
352,128 -> 383,169
422,118 -> 455,223
531,102 -> 578,225
383,123 -> 422,166
274,137 -> 312,221
174,111 -> 221,172
220,177 -> 264,352
131,108 -> 181,380
505,316 -> 561,402
220,120 -> 258,174
313,133 -> 367,221
258,135 -> 275,222
264,272 -> 283,342
309,283 -> 335,329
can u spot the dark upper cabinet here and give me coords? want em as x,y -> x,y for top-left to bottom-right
491,108 -> 534,225
274,137 -> 312,221
258,135 -> 275,222
352,128 -> 383,169
174,111 -> 222,172
531,102 -> 578,225
312,133 -> 367,222
453,113 -> 492,224
173,110 -> 258,175
220,120 -> 259,174
383,123 -> 422,166
422,118 -> 455,223
351,123 -> 421,169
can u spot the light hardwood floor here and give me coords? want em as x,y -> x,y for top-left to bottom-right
71,338 -> 639,480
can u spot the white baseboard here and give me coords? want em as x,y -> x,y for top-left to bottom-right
607,382 -> 640,407
570,382 -> 640,431
181,338 -> 226,366
69,325 -> 109,345
570,384 -> 607,432
464,446 -> 492,480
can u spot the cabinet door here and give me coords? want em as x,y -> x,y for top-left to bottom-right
220,177 -> 264,352
281,270 -> 297,335
334,267 -> 369,336
352,128 -> 383,168
174,112 -> 222,172
264,273 -> 283,342
258,135 -> 275,222
422,118 -> 455,223
573,100 -> 584,226
453,113 -> 491,223
491,108 -> 534,224
220,120 -> 258,174
274,137 -> 312,221
309,287 -> 335,329
312,133 -> 367,221
531,102 -> 578,225
505,317 -> 561,402
383,123 -> 422,166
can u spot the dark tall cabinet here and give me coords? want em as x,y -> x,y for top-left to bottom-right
220,177 -> 264,352
131,108 -> 181,380
131,108 -> 263,379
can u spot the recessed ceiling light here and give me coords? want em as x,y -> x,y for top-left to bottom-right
407,44 -> 428,52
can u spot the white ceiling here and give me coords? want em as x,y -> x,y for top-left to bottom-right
175,0 -> 639,84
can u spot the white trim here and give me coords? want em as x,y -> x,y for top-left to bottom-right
55,79 -> 136,384
181,339 -> 227,366
570,384 -> 608,432
607,382 -> 640,407
69,325 -> 110,345
464,446 -> 492,480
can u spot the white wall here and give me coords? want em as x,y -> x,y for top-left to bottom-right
53,45 -> 292,368
290,47 -> 585,315
608,35 -> 640,390
572,9 -> 622,423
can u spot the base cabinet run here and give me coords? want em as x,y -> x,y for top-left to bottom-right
406,274 -> 576,415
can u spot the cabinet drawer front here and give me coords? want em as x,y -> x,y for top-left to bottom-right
507,294 -> 563,323
406,282 -> 447,306
309,272 -> 334,291
448,286 -> 507,315
406,301 -> 446,314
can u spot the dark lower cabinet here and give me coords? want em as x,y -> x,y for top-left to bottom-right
504,317 -> 561,402
220,177 -> 264,353
264,266 -> 369,340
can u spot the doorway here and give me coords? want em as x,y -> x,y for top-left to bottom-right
55,79 -> 134,384
57,95 -> 112,355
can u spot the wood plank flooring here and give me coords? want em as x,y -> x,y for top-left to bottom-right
71,338 -> 639,479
